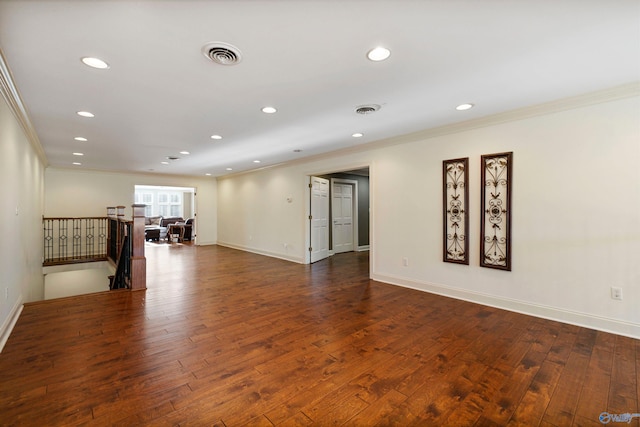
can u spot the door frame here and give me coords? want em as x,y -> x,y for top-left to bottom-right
304,164 -> 371,270
330,178 -> 358,255
134,184 -> 197,244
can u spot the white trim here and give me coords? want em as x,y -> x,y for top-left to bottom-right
0,297 -> 23,353
216,241 -> 305,264
219,83 -> 639,180
372,273 -> 640,339
43,260 -> 115,275
357,245 -> 370,252
195,240 -> 217,246
0,49 -> 47,166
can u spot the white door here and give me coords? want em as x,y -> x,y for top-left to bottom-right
310,176 -> 329,263
332,183 -> 354,253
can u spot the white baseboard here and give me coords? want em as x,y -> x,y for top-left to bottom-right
357,245 -> 370,252
216,241 -> 305,264
194,240 -> 217,246
373,273 -> 640,339
0,297 -> 23,353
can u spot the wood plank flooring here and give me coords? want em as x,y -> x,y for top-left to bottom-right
0,244 -> 638,426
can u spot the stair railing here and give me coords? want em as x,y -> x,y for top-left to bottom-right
42,217 -> 108,265
43,205 -> 146,291
106,205 -> 146,291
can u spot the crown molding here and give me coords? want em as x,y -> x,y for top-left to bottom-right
0,49 -> 48,166
219,82 -> 640,180
367,81 -> 640,151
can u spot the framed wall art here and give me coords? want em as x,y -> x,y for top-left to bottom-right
443,157 -> 469,264
480,152 -> 513,271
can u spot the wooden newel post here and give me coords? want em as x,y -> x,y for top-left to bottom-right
130,204 -> 147,291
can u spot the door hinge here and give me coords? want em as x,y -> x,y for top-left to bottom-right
309,183 -> 313,188
309,247 -> 312,252
308,215 -> 312,220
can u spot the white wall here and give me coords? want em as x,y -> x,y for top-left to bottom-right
0,94 -> 45,348
217,91 -> 640,338
218,157 -> 371,263
45,168 -> 218,245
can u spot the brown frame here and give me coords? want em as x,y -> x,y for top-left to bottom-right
443,157 -> 469,264
480,152 -> 513,271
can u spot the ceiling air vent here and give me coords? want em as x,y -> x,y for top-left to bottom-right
202,42 -> 242,66
355,104 -> 381,115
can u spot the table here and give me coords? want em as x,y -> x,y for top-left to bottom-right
167,223 -> 185,243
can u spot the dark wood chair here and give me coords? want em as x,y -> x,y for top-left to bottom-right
183,218 -> 194,241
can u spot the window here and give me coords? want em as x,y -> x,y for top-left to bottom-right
135,186 -> 192,218
134,192 -> 154,216
158,192 -> 181,217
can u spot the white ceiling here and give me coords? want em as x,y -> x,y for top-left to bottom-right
1,0 -> 638,177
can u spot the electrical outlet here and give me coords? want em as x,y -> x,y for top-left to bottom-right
403,257 -> 409,267
611,287 -> 623,300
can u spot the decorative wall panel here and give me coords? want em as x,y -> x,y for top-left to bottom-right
480,152 -> 513,270
443,158 -> 469,264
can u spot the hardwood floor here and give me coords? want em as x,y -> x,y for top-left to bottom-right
1,245 -> 638,426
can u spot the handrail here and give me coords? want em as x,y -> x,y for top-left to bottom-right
43,204 -> 146,291
106,216 -> 131,289
106,204 -> 147,291
109,234 -> 130,290
44,216 -> 108,220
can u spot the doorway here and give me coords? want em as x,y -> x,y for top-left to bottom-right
308,167 -> 370,264
134,185 -> 197,243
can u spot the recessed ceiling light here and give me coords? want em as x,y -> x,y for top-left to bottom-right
81,57 -> 110,69
180,151 -> 190,155
161,161 -> 169,165
352,133 -> 364,138
210,134 -> 223,140
73,162 -> 82,166
205,173 -> 212,176
77,111 -> 94,118
253,160 -> 261,163
456,103 -> 475,111
74,137 -> 87,142
73,152 -> 84,156
367,46 -> 391,61
261,106 -> 277,114
226,167 -> 233,171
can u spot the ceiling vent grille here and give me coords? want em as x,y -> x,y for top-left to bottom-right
202,42 -> 242,66
355,104 -> 381,115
